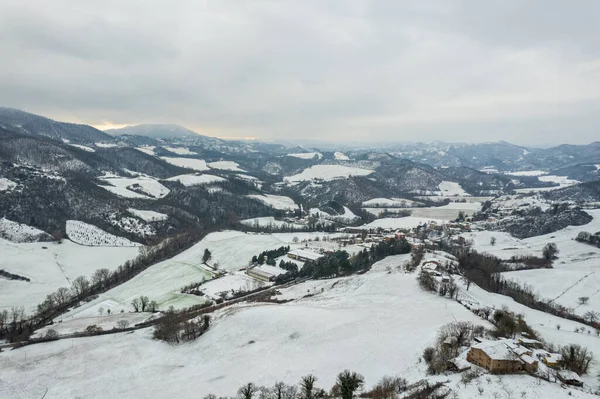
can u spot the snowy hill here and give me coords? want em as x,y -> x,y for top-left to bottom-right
0,218 -> 52,242
66,220 -> 141,247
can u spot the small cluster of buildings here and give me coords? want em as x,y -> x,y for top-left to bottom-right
461,337 -> 583,387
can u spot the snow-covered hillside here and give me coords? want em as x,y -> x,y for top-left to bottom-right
136,146 -> 156,155
127,209 -> 169,222
66,220 -> 141,247
0,218 -> 52,242
284,165 -> 373,182
287,152 -> 322,159
163,146 -> 196,155
208,161 -> 245,172
98,175 -> 170,199
167,173 -> 227,186
247,194 -> 298,210
68,143 -> 96,152
0,238 -> 139,313
160,157 -> 209,171
0,256 -> 489,398
361,197 -> 422,208
334,151 -> 349,160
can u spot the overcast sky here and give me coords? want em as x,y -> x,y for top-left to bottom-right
1,1 -> 599,145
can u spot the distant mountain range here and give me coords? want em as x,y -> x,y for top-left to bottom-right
105,124 -> 199,139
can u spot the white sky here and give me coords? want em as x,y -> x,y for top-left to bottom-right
0,0 -> 599,145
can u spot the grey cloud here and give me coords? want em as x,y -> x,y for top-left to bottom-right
0,0 -> 598,145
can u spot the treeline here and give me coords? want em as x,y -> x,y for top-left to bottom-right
0,269 -> 30,282
455,247 -> 600,330
1,228 -> 213,343
153,308 -> 211,344
575,231 -> 600,248
276,238 -> 412,283
251,246 -> 290,266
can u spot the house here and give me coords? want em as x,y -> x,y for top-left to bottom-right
541,352 -> 563,368
287,249 -> 323,262
520,354 -> 538,373
449,357 -> 472,372
466,340 -> 523,373
518,337 -> 544,349
246,264 -> 286,282
557,370 -> 584,387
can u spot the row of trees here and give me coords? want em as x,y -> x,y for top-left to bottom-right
131,296 -> 158,313
575,231 -> 600,248
250,246 -> 291,266
213,371 -> 409,399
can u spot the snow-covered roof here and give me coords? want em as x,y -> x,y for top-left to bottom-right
518,337 -> 542,345
558,370 -> 583,383
254,264 -> 286,277
520,354 -> 537,364
451,357 -> 471,371
472,340 -> 520,361
288,249 -> 323,261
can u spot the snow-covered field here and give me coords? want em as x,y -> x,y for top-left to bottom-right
357,217 -> 445,230
286,152 -> 322,159
0,256 -> 490,398
136,146 -> 156,155
208,161 -> 245,172
247,194 -> 298,210
0,218 -> 51,242
66,220 -> 141,247
514,175 -> 580,193
361,197 -> 422,208
127,209 -> 169,222
411,181 -> 470,196
98,175 -> 170,199
464,210 -> 600,317
240,217 -> 305,230
284,165 -> 373,182
160,157 -> 209,171
95,142 -> 119,148
166,173 -> 227,186
163,146 -> 196,155
365,202 -> 481,220
504,170 -> 547,177
0,238 -> 139,313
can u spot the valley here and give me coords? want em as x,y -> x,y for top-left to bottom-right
1,109 -> 600,398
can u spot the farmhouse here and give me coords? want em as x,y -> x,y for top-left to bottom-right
287,249 -> 323,262
466,340 -> 533,373
246,264 -> 285,282
541,352 -> 563,368
557,370 -> 584,387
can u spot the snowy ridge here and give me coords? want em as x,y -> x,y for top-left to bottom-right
163,146 -> 196,155
287,152 -> 323,160
66,220 -> 141,247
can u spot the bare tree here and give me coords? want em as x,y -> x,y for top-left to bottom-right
116,320 -> 130,329
335,370 -> 365,399
0,309 -> 8,329
300,375 -> 317,399
131,298 -> 141,312
45,329 -> 59,339
238,383 -> 258,399
584,311 -> 599,324
543,243 -> 559,260
579,296 -> 590,305
490,236 -> 496,246
98,307 -> 104,316
91,268 -> 110,288
140,296 -> 150,312
71,276 -> 90,299
53,287 -> 71,305
202,248 -> 212,264
148,301 -> 159,312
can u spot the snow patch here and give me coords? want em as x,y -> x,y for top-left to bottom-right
98,176 -> 170,199
0,218 -> 52,242
127,209 -> 168,222
247,194 -> 299,210
167,174 -> 227,187
285,165 -> 373,182
163,146 -> 196,155
334,151 -> 349,161
95,142 -> 119,148
208,161 -> 245,172
136,146 -> 156,156
161,157 -> 209,171
0,177 -> 17,192
287,152 -> 322,160
68,144 -> 96,152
